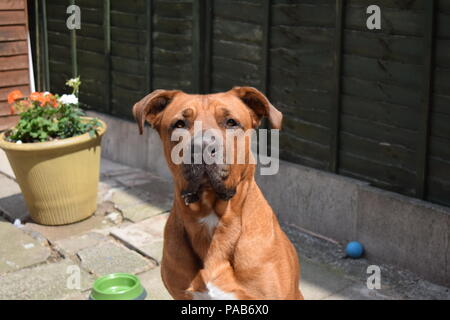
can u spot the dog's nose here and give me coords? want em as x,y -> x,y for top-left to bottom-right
191,132 -> 216,164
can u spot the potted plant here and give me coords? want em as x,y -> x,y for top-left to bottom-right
0,78 -> 107,225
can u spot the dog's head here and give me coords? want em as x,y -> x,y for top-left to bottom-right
132,87 -> 282,204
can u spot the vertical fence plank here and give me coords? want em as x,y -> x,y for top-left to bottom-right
261,0 -> 271,96
329,0 -> 344,172
41,0 -> 50,90
260,0 -> 271,147
145,0 -> 153,93
35,0 -> 41,91
204,0 -> 212,94
192,0 -> 201,93
192,0 -> 212,94
416,0 -> 436,199
104,0 -> 111,112
69,0 -> 77,78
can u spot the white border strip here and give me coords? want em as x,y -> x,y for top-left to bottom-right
27,32 -> 35,92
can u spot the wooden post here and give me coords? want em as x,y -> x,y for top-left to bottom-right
416,0 -> 435,199
260,0 -> 271,152
69,0 -> 77,78
261,0 -> 271,97
204,0 -> 212,94
192,0 -> 212,94
104,0 -> 111,112
41,0 -> 50,90
35,0 -> 41,91
145,0 -> 153,93
329,0 -> 344,173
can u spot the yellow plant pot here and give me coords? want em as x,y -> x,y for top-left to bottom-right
0,119 -> 107,225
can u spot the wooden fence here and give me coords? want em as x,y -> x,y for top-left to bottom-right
34,0 -> 450,207
0,0 -> 31,130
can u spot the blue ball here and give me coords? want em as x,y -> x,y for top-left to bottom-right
346,241 -> 364,258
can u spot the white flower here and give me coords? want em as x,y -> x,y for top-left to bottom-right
16,140 -> 22,144
59,94 -> 78,105
66,77 -> 80,87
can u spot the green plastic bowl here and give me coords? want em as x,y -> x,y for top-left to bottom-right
90,273 -> 147,300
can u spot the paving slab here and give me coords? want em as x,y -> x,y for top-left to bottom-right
100,158 -> 142,178
110,213 -> 168,262
120,202 -> 167,223
0,221 -> 51,274
97,180 -> 121,204
110,187 -> 141,207
115,171 -> 167,188
139,266 -> 172,300
63,291 -> 90,300
91,220 -> 135,236
24,214 -> 114,243
300,257 -> 355,300
324,283 -> 397,300
95,200 -> 118,216
53,232 -> 110,257
77,241 -> 155,276
21,228 -> 50,247
112,186 -> 172,222
0,174 -> 29,222
0,149 -> 15,179
95,200 -> 124,225
136,213 -> 168,239
136,180 -> 173,202
0,260 -> 94,300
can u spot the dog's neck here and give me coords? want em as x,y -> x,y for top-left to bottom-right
172,176 -> 255,261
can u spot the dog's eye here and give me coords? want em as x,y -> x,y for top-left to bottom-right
226,119 -> 238,127
174,120 -> 186,129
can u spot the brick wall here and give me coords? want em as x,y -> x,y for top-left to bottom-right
0,0 -> 31,131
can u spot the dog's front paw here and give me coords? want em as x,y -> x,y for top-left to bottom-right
186,270 -> 207,293
181,191 -> 200,205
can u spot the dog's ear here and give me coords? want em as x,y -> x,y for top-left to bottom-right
132,89 -> 180,134
230,86 -> 283,129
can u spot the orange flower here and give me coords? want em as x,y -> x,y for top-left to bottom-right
38,96 -> 47,106
10,105 -> 15,115
48,94 -> 59,108
38,93 -> 49,107
7,90 -> 23,104
28,91 -> 45,106
38,93 -> 58,108
29,92 -> 41,101
40,99 -> 47,107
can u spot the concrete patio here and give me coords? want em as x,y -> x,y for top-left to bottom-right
0,153 -> 449,300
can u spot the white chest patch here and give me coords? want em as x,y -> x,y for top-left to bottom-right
191,283 -> 237,300
198,212 -> 219,236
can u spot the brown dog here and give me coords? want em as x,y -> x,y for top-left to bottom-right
133,87 -> 303,300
